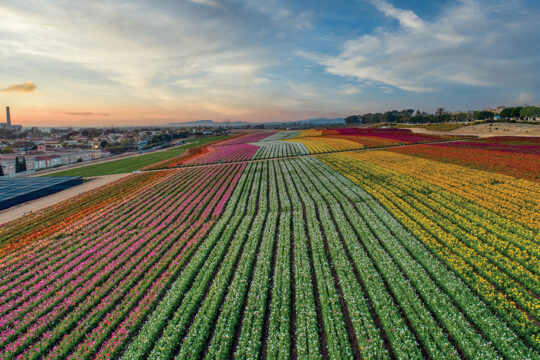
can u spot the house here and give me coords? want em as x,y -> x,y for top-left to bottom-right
68,152 -> 92,163
35,155 -> 62,168
0,155 -> 33,174
30,157 -> 48,169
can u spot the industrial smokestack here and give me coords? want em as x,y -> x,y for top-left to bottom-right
6,107 -> 11,125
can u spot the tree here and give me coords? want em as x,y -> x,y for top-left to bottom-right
0,165 -> 4,176
15,157 -> 20,173
401,109 -> 414,117
453,112 -> 470,122
384,110 -> 402,123
435,107 -> 446,116
500,107 -> 513,118
21,157 -> 27,172
473,110 -> 495,120
344,115 -> 361,124
520,106 -> 540,118
511,106 -> 523,118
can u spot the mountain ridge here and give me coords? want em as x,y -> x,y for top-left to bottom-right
167,118 -> 344,127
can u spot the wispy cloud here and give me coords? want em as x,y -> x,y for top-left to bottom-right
65,112 -> 109,116
2,81 -> 37,93
302,0 -> 540,94
368,0 -> 424,30
241,1 -> 315,32
187,0 -> 220,7
340,84 -> 362,95
0,1 -> 303,113
1,0 -> 538,125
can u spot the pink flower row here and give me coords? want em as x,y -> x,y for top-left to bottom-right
0,163 -> 246,359
186,144 -> 260,165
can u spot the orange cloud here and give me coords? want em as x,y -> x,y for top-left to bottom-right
2,81 -> 37,93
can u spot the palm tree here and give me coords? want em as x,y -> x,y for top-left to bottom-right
435,107 -> 445,116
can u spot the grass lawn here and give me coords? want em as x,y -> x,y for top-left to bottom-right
43,135 -> 230,177
176,135 -> 230,150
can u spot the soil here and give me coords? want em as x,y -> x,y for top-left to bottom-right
410,122 -> 540,137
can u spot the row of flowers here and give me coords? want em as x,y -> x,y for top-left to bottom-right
1,130 -> 537,359
312,154 -> 534,359
0,164 -> 246,359
286,128 -> 467,157
390,141 -> 540,181
183,143 -> 260,165
122,162 -> 262,359
358,150 -> 539,233
320,152 -> 540,354
0,172 -> 164,258
251,140 -> 310,160
287,136 -> 366,154
143,132 -> 279,169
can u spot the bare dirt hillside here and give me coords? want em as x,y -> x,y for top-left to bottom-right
410,122 -> 540,137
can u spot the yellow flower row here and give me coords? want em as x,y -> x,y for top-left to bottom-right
287,136 -> 363,154
349,150 -> 540,232
319,152 -> 540,349
296,129 -> 323,137
324,152 -> 539,314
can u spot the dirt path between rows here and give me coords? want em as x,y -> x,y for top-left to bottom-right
0,173 -> 130,225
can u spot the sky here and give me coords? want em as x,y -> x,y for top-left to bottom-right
1,0 -> 539,126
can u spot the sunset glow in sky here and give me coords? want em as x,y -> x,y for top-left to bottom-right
1,0 -> 539,126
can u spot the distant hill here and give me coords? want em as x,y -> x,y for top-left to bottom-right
167,118 -> 344,127
167,120 -> 250,127
291,117 -> 344,125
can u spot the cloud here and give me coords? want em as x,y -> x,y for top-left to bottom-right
2,81 -> 37,93
515,92 -> 535,105
302,0 -> 540,94
0,1 -> 332,123
368,0 -> 424,30
65,112 -> 109,116
340,84 -> 362,95
241,1 -> 315,32
294,10 -> 315,31
0,1 -> 287,106
187,0 -> 220,7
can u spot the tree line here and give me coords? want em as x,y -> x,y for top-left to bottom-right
344,106 -> 540,124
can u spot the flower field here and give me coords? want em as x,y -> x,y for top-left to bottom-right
147,128 -> 467,170
288,128 -> 467,155
389,136 -> 540,181
0,129 -> 538,359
